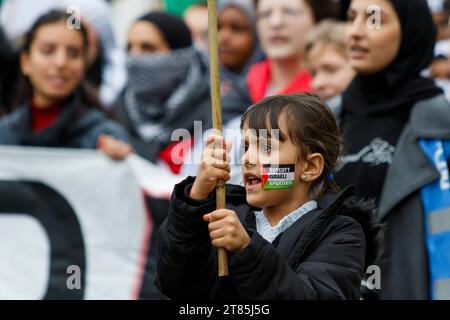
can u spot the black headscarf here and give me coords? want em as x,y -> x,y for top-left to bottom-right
343,0 -> 441,116
336,0 -> 443,201
137,12 -> 192,50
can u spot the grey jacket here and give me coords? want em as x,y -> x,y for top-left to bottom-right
0,94 -> 130,149
377,94 -> 450,299
336,94 -> 450,299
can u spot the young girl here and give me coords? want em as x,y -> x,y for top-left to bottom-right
156,94 -> 379,300
0,10 -> 131,160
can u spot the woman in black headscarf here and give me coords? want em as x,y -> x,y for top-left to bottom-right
335,0 -> 450,299
116,11 -> 211,174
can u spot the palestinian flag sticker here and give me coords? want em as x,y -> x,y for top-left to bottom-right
262,164 -> 295,190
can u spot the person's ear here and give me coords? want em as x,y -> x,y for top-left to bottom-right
20,52 -> 31,77
299,153 -> 324,183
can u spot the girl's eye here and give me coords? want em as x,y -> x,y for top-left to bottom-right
347,11 -> 356,23
261,144 -> 272,153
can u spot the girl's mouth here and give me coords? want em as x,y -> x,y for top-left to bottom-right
244,173 -> 262,187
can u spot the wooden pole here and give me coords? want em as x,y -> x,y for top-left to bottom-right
207,0 -> 229,277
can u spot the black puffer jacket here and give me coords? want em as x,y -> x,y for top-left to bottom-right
156,177 -> 382,300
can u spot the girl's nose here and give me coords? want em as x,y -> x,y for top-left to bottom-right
242,146 -> 258,167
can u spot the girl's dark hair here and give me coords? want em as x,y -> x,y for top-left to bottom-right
254,0 -> 339,22
240,93 -> 342,199
14,10 -> 103,110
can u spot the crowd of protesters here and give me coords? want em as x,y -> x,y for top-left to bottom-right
1,0 -> 450,300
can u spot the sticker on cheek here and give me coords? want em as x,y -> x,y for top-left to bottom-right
262,164 -> 295,190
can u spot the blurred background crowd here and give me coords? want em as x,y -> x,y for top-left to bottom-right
2,0 -> 450,168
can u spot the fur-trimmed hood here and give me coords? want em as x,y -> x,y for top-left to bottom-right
340,195 -> 384,270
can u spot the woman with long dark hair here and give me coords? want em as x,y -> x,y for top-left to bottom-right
0,10 -> 132,159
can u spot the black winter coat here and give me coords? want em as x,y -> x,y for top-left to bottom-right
156,177 -> 381,300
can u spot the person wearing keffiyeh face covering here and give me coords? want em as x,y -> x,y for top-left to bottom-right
116,12 -> 211,174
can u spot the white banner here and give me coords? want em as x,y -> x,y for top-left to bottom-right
0,146 -> 179,300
